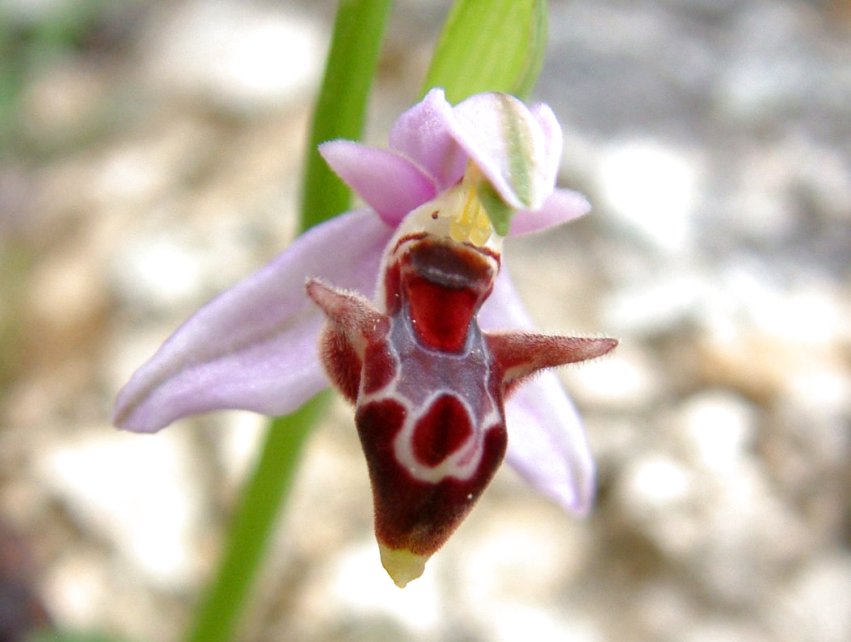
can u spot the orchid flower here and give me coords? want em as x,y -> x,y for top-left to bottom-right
113,88 -> 616,587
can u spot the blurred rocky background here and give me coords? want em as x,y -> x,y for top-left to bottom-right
1,0 -> 849,640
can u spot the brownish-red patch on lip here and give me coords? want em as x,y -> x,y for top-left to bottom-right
411,393 -> 473,467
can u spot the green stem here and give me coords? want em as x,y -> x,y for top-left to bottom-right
185,394 -> 327,642
301,0 -> 394,231
183,1 -> 392,641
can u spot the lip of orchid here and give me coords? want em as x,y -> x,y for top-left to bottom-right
306,151 -> 616,585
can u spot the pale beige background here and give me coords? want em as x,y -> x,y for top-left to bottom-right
1,1 -> 849,640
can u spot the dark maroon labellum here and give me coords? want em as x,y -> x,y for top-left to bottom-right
307,220 -> 616,586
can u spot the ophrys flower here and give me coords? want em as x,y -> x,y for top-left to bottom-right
114,89 -> 616,586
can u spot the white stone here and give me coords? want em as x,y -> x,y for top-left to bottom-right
562,344 -> 663,410
771,551 -> 851,642
594,139 -> 703,256
111,231 -> 209,310
676,391 -> 756,474
620,454 -> 694,512
214,411 -> 266,489
683,618 -> 768,642
615,453 -> 704,558
304,539 -> 443,637
602,268 -> 705,336
38,428 -> 202,588
454,503 -> 588,600
477,602 -> 602,642
42,552 -> 111,629
141,0 -> 325,113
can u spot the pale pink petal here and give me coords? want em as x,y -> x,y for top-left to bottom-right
529,102 -> 563,192
479,268 -> 595,514
389,87 -> 467,190
478,267 -> 534,333
504,374 -> 595,513
320,141 -> 437,227
450,93 -> 555,210
509,188 -> 591,236
114,210 -> 394,433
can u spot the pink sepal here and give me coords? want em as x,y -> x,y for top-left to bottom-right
389,88 -> 467,191
449,93 -> 561,211
319,141 -> 437,227
479,268 -> 596,514
114,210 -> 394,433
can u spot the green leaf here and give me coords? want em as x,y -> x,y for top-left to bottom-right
423,0 -> 548,103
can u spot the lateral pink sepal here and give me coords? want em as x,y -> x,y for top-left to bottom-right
113,210 -> 393,433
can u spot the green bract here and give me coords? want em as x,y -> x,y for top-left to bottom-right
424,0 -> 549,235
423,0 -> 548,103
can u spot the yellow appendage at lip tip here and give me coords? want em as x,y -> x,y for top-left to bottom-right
449,164 -> 494,248
378,543 -> 428,588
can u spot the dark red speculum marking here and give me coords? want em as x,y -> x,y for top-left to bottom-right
402,274 -> 478,352
411,394 -> 474,467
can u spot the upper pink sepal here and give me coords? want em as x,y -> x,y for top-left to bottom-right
528,102 -> 563,190
320,89 -> 589,243
389,88 -> 468,191
319,141 -> 437,227
113,210 -> 394,433
449,93 -> 562,211
504,374 -> 596,514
